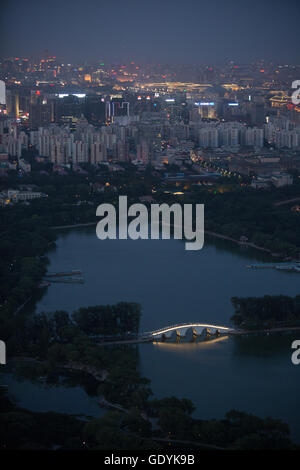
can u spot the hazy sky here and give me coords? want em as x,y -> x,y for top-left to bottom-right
0,0 -> 299,64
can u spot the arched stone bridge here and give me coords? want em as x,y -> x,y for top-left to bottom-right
141,323 -> 235,341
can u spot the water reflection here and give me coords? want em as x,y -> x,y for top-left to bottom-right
153,335 -> 229,349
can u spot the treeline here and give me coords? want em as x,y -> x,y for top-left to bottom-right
0,388 -> 295,450
73,303 -> 141,335
231,294 -> 300,329
4,302 -> 141,358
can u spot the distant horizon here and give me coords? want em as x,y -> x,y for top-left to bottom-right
1,56 -> 299,66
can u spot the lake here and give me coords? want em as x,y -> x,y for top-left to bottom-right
2,227 -> 300,441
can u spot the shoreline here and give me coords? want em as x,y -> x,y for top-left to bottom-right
205,230 -> 276,255
232,325 -> 300,335
49,221 -> 285,257
50,221 -> 97,229
9,356 -> 108,382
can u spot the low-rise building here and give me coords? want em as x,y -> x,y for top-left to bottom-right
7,189 -> 46,202
271,173 -> 293,187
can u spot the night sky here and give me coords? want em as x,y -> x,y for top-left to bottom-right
0,0 -> 299,64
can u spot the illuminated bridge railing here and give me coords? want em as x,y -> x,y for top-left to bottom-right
141,323 -> 234,337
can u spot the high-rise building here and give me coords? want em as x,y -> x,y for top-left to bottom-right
6,89 -> 19,117
0,81 -> 6,106
251,97 -> 265,126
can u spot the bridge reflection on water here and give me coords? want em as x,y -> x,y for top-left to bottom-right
153,335 -> 229,347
